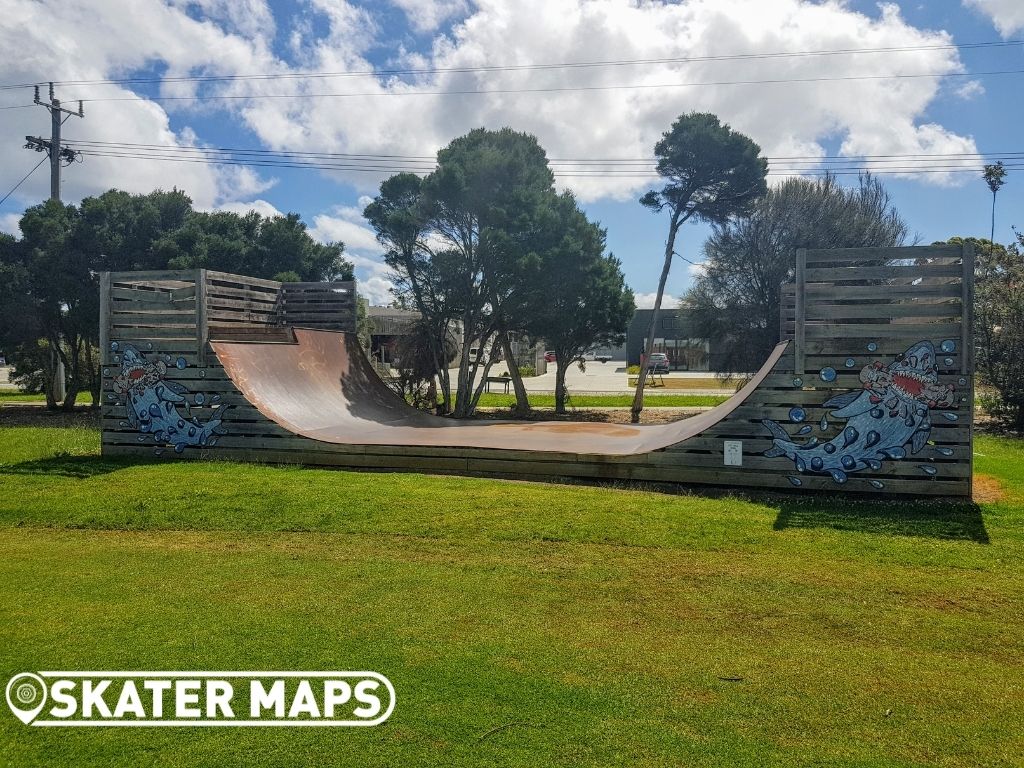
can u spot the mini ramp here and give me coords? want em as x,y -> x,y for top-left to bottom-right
99,245 -> 975,497
210,328 -> 788,456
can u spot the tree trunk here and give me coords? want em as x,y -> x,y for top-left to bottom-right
554,358 -> 569,414
44,335 -> 61,411
468,354 -> 498,413
61,336 -> 82,411
453,313 -> 475,417
499,329 -> 530,414
86,341 -> 100,407
437,359 -> 452,415
630,213 -> 682,423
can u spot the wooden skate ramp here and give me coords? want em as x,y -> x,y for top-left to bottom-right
211,328 -> 788,455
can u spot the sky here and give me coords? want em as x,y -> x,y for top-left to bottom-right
0,0 -> 1021,307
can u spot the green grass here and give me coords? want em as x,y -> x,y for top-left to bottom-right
0,426 -> 1021,767
474,393 -> 729,408
0,390 -> 46,402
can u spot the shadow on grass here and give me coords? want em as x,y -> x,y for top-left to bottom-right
0,454 -> 138,479
773,499 -> 989,544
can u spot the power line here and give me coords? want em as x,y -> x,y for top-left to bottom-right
0,155 -> 46,210
64,139 -> 1024,166
3,38 -> 1019,91
71,147 -> 1022,178
57,67 -> 1024,104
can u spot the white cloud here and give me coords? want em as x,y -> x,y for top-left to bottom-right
954,80 -> 985,100
215,199 -> 283,218
964,0 -> 1024,36
219,0 -> 977,197
0,0 -> 279,212
309,206 -> 384,252
687,262 -> 707,277
167,0 -> 277,40
0,213 -> 21,237
307,203 -> 394,304
0,0 -> 981,222
388,0 -> 469,33
634,292 -> 681,309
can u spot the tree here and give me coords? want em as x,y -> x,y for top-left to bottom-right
938,235 -> 1024,430
687,174 -> 910,373
0,189 -> 351,409
526,193 -> 635,412
364,173 -> 456,413
630,113 -> 767,423
418,127 -> 557,417
6,200 -> 98,409
983,162 -> 1007,255
162,210 -> 350,281
387,316 -> 460,413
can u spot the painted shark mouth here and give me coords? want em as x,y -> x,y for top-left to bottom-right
890,368 -> 936,400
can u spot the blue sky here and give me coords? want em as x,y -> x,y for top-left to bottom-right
0,0 -> 1021,305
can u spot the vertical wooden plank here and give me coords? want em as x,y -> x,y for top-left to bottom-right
98,271 -> 111,366
98,271 -> 111,458
195,269 -> 208,367
961,240 -> 975,499
794,249 -> 806,377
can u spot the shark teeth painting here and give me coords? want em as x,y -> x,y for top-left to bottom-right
112,344 -> 228,454
762,341 -> 956,485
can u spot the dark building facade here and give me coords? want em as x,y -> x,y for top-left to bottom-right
626,309 -> 726,371
367,306 -> 420,366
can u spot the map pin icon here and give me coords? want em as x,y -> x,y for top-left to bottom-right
5,673 -> 47,725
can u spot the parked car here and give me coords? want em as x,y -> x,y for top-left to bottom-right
544,350 -> 556,363
646,352 -> 670,373
595,354 -> 612,363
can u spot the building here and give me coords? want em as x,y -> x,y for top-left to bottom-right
626,308 -> 721,371
367,306 -> 420,366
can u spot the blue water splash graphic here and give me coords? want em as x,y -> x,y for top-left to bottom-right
819,367 -> 837,382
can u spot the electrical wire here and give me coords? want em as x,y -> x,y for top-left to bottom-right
53,67 -> 1024,104
2,38 -> 1019,91
70,147 -> 1022,179
0,155 -> 47,206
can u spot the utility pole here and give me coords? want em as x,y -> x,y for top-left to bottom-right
24,82 -> 83,202
23,82 -> 84,403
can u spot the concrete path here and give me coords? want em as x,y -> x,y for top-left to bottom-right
445,360 -> 735,395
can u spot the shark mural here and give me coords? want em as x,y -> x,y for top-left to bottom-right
111,343 -> 228,454
762,340 -> 958,486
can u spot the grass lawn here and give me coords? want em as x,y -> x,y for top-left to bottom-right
0,391 -> 46,403
474,392 -> 729,408
0,426 -> 1021,767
